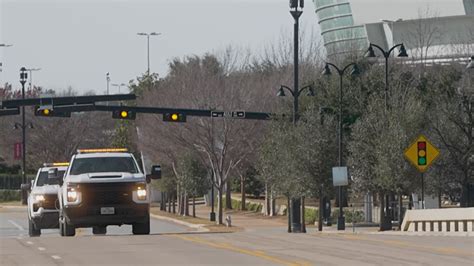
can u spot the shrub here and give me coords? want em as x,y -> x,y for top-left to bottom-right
0,189 -> 21,202
304,208 -> 319,225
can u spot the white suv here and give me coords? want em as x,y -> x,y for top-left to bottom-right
25,163 -> 69,237
57,148 -> 161,236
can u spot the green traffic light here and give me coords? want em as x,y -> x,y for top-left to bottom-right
418,157 -> 426,165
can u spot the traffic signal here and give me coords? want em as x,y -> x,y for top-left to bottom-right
163,113 -> 186,122
34,106 -> 70,117
417,141 -> 427,165
112,109 -> 136,120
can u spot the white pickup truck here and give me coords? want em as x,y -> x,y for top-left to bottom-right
56,148 -> 161,236
24,163 -> 69,237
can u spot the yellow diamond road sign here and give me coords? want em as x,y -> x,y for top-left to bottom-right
404,135 -> 440,173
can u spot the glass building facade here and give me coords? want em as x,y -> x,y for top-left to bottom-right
313,0 -> 369,57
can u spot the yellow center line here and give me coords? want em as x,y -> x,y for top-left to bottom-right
342,235 -> 474,256
172,234 -> 311,266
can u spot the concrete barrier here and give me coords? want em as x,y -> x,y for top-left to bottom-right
401,207 -> 474,232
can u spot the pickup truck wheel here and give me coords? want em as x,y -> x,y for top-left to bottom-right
92,226 -> 107,235
28,218 -> 41,237
132,214 -> 150,235
63,218 -> 75,237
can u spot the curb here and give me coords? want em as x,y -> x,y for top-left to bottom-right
150,213 -> 210,232
0,205 -> 26,209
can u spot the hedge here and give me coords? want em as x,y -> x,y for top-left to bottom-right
0,189 -> 21,202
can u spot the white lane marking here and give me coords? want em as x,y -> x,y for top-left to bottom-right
26,241 -> 33,245
8,220 -> 25,231
51,255 -> 61,260
38,247 -> 46,251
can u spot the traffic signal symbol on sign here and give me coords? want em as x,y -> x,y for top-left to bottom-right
163,113 -> 186,122
404,135 -> 440,172
112,109 -> 136,120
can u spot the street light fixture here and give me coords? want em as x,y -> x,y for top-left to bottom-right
323,62 -> 359,231
366,43 -> 408,109
112,83 -> 127,94
467,56 -> 474,70
0,44 -> 13,47
25,68 -> 41,91
137,32 -> 161,74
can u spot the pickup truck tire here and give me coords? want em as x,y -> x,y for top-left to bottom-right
63,218 -> 75,237
132,214 -> 150,235
59,218 -> 65,236
92,226 -> 107,235
28,218 -> 41,237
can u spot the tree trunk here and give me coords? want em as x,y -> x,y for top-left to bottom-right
226,179 -> 232,209
172,193 -> 176,214
160,192 -> 165,211
217,187 -> 224,225
264,183 -> 270,216
318,186 -> 323,231
167,193 -> 171,213
193,196 -> 196,218
301,196 -> 306,233
270,187 -> 276,217
184,193 -> 189,217
240,174 -> 246,211
287,196 -> 292,233
379,193 -> 385,231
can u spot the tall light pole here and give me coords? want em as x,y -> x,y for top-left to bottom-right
25,68 -> 41,91
0,44 -> 12,74
106,72 -> 110,95
137,32 -> 161,74
366,43 -> 408,231
112,83 -> 127,94
323,62 -> 360,230
19,67 -> 28,205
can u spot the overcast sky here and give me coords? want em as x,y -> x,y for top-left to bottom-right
0,0 -> 318,94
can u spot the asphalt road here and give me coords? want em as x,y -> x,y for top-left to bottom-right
1,206 -> 473,265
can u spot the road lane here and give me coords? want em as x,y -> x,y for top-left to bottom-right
1,206 -> 473,265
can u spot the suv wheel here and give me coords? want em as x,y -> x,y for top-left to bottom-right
132,214 -> 150,235
28,218 -> 41,237
92,226 -> 107,235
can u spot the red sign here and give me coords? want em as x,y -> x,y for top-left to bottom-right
14,142 -> 22,160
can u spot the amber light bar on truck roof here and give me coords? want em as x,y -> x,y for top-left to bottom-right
77,148 -> 128,154
43,162 -> 69,167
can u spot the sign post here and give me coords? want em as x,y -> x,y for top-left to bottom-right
404,135 -> 440,209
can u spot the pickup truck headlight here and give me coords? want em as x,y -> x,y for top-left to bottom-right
67,187 -> 79,202
136,186 -> 147,200
34,194 -> 45,202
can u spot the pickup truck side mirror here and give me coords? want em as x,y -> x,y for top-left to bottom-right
20,183 -> 31,191
146,165 -> 162,181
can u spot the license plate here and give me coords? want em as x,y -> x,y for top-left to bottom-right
100,207 -> 115,215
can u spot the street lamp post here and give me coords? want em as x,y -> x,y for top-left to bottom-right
19,67 -> 28,205
323,62 -> 360,230
26,68 -> 41,91
112,83 -> 127,94
137,32 -> 161,74
366,43 -> 407,230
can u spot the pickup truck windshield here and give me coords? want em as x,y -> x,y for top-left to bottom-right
69,157 -> 139,175
36,171 -> 66,186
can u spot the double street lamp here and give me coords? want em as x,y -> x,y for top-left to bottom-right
323,62 -> 360,230
366,43 -> 408,109
137,32 -> 161,74
112,83 -> 127,94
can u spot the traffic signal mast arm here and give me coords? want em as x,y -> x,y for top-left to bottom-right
0,94 -> 136,108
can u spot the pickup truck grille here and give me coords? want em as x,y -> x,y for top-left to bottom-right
41,194 -> 58,209
81,182 -> 135,205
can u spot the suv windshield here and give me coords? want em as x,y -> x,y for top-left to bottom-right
36,170 -> 65,186
69,157 -> 139,175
